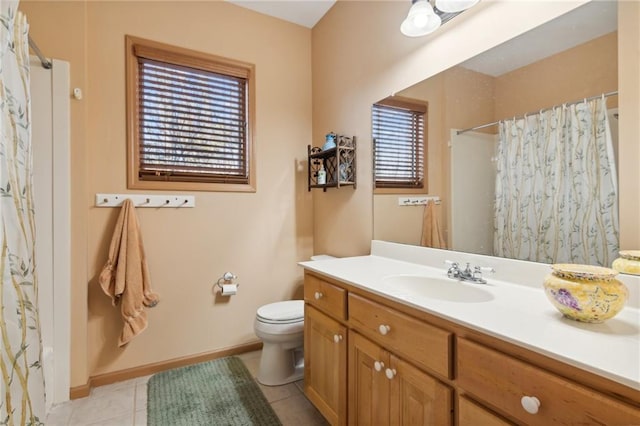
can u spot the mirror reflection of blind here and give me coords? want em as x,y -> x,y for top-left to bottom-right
372,103 -> 424,188
137,57 -> 249,183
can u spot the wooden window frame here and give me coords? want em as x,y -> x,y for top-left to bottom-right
125,35 -> 256,192
373,96 -> 428,195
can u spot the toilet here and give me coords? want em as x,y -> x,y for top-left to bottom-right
254,300 -> 305,386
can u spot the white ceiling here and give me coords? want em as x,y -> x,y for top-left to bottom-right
226,0 -> 336,28
461,1 -> 618,77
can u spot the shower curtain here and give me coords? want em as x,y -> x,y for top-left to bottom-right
0,1 -> 46,424
494,97 -> 619,266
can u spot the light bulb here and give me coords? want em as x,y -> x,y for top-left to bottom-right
412,14 -> 429,28
401,0 -> 442,37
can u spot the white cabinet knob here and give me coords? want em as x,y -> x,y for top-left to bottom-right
333,334 -> 343,343
521,396 -> 540,414
378,324 -> 391,335
385,368 -> 396,380
374,361 -> 385,372
314,292 -> 323,300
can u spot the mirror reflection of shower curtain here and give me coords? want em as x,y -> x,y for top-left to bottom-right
494,96 -> 619,266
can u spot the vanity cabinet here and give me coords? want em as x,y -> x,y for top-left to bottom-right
457,338 -> 640,425
302,271 -> 640,426
348,293 -> 452,379
349,331 -> 453,425
303,275 -> 347,425
307,135 -> 356,191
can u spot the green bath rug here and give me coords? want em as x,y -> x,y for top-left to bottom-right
147,356 -> 282,426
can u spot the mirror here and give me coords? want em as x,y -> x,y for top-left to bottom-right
373,1 -> 621,266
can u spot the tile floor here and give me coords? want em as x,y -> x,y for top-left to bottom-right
45,350 -> 328,426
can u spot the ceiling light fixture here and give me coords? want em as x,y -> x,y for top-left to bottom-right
434,0 -> 480,13
401,0 -> 442,37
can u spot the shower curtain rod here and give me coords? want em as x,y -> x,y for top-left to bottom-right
456,90 -> 619,135
28,35 -> 52,69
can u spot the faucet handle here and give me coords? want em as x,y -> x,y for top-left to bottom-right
445,260 -> 460,279
472,265 -> 495,282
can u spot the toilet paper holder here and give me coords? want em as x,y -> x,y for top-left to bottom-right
216,272 -> 239,295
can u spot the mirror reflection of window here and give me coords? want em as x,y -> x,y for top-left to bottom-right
372,97 -> 427,191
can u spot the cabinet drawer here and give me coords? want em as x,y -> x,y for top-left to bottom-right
457,338 -> 640,425
458,395 -> 513,426
304,274 -> 346,321
348,293 -> 452,378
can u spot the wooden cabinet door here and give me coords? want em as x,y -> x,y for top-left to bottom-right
304,304 -> 347,425
349,331 -> 390,425
389,354 -> 453,426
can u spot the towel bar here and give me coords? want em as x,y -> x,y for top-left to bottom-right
95,193 -> 195,208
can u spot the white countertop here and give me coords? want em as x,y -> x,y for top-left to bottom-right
299,241 -> 640,392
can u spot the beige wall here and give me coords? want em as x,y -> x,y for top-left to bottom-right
495,32 -> 618,118
314,0 -> 639,257
21,1 -> 313,386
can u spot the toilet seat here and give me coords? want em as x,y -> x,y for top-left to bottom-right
256,300 -> 304,325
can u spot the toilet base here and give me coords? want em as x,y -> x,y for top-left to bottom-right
257,344 -> 304,386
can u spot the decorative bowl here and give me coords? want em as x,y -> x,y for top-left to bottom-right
612,250 -> 640,275
543,264 -> 628,323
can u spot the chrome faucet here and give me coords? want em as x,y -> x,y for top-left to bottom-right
445,261 -> 495,284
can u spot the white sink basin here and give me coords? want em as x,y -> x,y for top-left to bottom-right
381,275 -> 494,303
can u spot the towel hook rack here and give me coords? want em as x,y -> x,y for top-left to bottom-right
95,193 -> 195,208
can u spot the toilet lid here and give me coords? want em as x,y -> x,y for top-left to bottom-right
257,300 -> 304,324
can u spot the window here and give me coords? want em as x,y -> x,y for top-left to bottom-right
372,97 -> 426,191
126,35 -> 255,191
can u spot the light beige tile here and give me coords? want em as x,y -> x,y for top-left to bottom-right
45,401 -> 74,426
84,412 -> 133,426
294,379 -> 304,394
134,375 -> 152,386
241,356 -> 261,378
134,409 -> 147,426
258,382 -> 299,403
236,349 -> 262,362
134,383 -> 147,411
90,378 -> 137,398
270,393 -> 329,426
69,386 -> 135,425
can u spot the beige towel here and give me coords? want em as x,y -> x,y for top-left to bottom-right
98,199 -> 159,346
420,200 -> 446,249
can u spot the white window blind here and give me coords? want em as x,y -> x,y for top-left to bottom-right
372,102 -> 425,189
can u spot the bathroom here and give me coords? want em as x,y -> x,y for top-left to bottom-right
4,0 -> 639,424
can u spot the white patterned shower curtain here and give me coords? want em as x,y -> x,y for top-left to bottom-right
0,1 -> 46,424
494,96 -> 619,266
